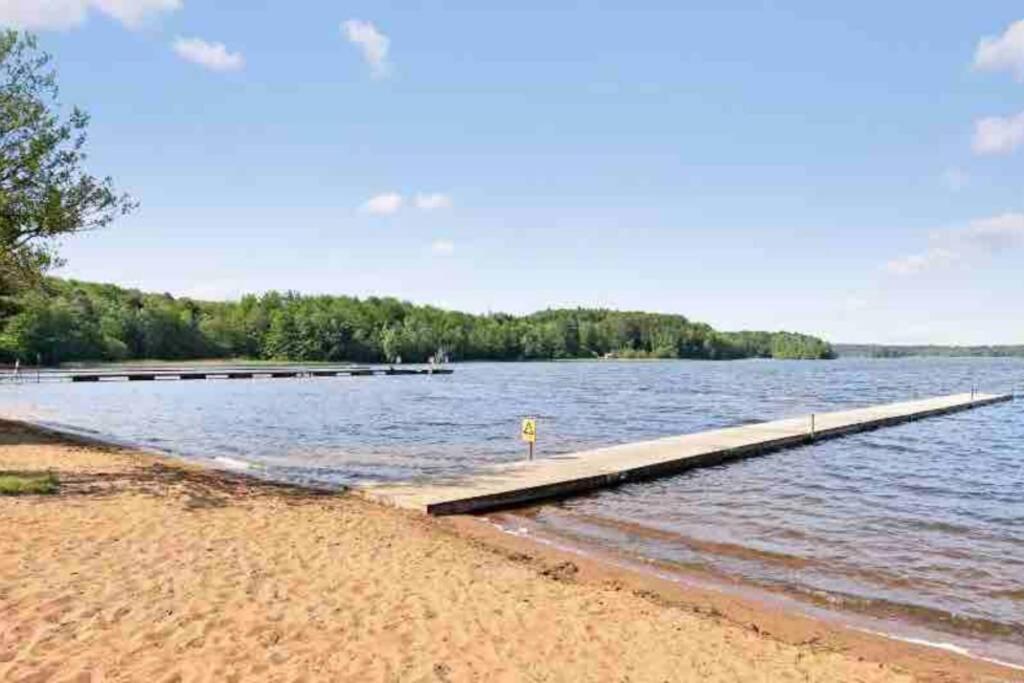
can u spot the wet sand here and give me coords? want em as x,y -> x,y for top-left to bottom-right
0,421 -> 1019,682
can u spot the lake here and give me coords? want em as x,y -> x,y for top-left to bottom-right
3,358 -> 1022,665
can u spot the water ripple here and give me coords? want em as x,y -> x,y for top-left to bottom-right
2,357 -> 1023,660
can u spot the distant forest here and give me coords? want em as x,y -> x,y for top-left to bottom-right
0,279 -> 835,365
834,344 -> 1024,359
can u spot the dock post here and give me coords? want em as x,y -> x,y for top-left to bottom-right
521,418 -> 537,460
810,413 -> 816,440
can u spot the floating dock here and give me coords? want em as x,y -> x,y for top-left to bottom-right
359,392 -> 1013,515
14,365 -> 453,383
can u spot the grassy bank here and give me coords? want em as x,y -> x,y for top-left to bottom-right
0,471 -> 58,495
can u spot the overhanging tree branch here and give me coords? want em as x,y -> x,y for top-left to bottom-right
0,30 -> 135,299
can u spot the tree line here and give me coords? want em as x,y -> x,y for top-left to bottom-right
833,344 -> 1024,359
0,278 -> 835,365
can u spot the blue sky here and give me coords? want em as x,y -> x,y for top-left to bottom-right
4,1 -> 1023,344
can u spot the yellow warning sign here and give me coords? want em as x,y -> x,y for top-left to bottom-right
521,418 -> 537,443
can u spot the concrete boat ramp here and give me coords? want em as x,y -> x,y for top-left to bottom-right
358,392 -> 1013,515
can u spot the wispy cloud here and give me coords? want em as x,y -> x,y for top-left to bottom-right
342,19 -> 391,77
972,111 -> 1024,155
886,212 -> 1024,276
886,248 -> 959,276
415,193 -> 453,211
358,192 -> 455,214
841,294 -> 871,313
0,0 -> 180,31
974,19 -> 1024,81
430,240 -> 455,256
360,192 -> 403,215
941,167 -> 969,192
177,279 -> 249,302
173,37 -> 245,72
957,212 -> 1024,249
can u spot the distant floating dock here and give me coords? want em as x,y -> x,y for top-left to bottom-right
18,365 -> 453,383
359,392 -> 1013,515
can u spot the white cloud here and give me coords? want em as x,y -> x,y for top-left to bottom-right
974,19 -> 1024,80
941,167 -> 969,192
972,111 -> 1024,155
0,0 -> 180,30
342,19 -> 390,77
415,193 -> 453,211
885,248 -> 958,276
360,192 -> 403,215
886,212 -> 1024,276
93,0 -> 179,27
173,37 -> 244,72
841,294 -> 870,312
358,191 -> 454,214
959,211 -> 1024,250
176,279 -> 248,302
430,240 -> 455,255
0,0 -> 88,29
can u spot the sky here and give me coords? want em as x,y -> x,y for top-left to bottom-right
2,1 -> 1023,345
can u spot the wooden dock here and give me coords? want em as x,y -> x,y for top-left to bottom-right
358,392 -> 1013,515
21,365 -> 453,383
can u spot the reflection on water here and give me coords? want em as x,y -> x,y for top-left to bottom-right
2,358 -> 1022,662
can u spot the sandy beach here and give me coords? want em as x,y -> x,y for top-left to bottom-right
0,421 -> 1018,682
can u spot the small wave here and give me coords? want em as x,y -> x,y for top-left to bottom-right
543,508 -> 817,570
913,519 -> 974,535
213,455 -> 257,471
785,585 -> 1024,641
854,628 -> 1024,672
990,589 -> 1024,602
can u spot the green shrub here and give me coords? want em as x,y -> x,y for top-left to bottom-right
0,472 -> 59,495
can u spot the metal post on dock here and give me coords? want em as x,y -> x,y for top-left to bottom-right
521,418 -> 537,460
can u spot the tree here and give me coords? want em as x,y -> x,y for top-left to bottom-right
0,277 -> 838,364
0,31 -> 135,298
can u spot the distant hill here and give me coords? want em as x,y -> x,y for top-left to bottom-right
0,278 -> 835,365
834,344 -> 1024,358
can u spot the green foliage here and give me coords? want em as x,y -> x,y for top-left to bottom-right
0,31 -> 135,299
0,471 -> 58,495
727,330 -> 836,360
1,279 -> 215,364
834,344 -> 1024,358
0,278 -> 836,365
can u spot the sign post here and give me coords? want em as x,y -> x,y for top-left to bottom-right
521,418 -> 537,460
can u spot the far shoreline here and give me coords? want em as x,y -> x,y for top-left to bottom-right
19,354 -> 1024,375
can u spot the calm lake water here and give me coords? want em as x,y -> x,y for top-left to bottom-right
3,358 -> 1023,664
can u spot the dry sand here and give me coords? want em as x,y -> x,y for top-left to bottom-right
0,421 -> 1018,682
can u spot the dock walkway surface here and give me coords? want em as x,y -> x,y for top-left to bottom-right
359,392 -> 1013,515
5,364 -> 453,383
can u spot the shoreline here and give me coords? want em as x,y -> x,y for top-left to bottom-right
507,506 -> 1024,666
446,519 -> 1024,681
1,417 -> 1020,681
476,509 -> 1024,674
